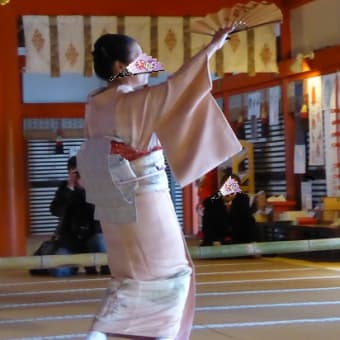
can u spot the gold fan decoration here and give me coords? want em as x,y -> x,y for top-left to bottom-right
190,1 -> 283,36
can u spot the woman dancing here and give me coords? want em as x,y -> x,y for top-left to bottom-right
77,27 -> 241,340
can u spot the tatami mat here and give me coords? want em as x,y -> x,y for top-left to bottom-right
2,255 -> 340,339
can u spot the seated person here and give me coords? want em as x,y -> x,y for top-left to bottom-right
196,169 -> 219,239
253,190 -> 273,223
31,156 -> 110,277
201,174 -> 256,245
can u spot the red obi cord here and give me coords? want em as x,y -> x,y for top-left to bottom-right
110,141 -> 162,161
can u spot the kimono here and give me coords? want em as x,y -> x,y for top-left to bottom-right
77,48 -> 242,339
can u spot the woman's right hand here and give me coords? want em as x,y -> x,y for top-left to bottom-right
206,26 -> 235,59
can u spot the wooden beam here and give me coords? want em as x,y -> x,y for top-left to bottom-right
283,0 -> 314,10
213,44 -> 340,96
14,0 -> 270,16
22,103 -> 85,118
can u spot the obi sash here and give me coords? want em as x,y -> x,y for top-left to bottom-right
77,137 -> 168,224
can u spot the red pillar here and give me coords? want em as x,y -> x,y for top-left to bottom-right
0,4 -> 27,256
279,6 -> 292,60
183,185 -> 198,237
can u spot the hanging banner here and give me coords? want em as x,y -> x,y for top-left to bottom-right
125,16 -> 151,55
158,17 -> 184,73
323,73 -> 340,196
268,86 -> 280,125
23,16 -> 51,74
253,24 -> 278,73
322,72 -> 337,110
90,16 -> 117,47
308,76 -> 324,166
247,91 -> 261,119
324,108 -> 339,195
57,16 -> 85,74
223,31 -> 248,74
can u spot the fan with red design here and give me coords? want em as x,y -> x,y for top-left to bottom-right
127,53 -> 164,75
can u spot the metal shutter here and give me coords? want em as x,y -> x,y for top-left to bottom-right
229,87 -> 327,207
245,115 -> 287,196
27,138 -> 183,235
27,139 -> 84,234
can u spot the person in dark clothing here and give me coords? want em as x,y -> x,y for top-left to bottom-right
201,174 -> 256,245
201,192 -> 229,246
45,156 -> 110,277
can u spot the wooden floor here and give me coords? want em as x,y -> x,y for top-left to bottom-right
2,256 -> 340,339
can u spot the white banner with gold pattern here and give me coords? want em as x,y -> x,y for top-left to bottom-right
323,73 -> 340,196
190,17 -> 216,75
158,17 -> 184,73
253,24 -> 278,73
125,16 -> 151,55
22,16 -> 51,74
57,16 -> 85,74
90,16 -> 117,47
223,31 -> 248,73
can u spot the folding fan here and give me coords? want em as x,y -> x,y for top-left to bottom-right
126,53 -> 164,75
113,53 -> 164,79
190,1 -> 283,36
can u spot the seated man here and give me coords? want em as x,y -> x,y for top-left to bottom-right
31,156 -> 110,277
201,174 -> 256,245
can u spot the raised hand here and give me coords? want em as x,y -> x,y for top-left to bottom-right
211,26 -> 235,50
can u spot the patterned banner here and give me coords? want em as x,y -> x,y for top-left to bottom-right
22,15 -> 279,77
90,16 -> 117,47
324,108 -> 339,195
253,24 -> 278,73
157,17 -> 184,73
22,16 -> 51,74
223,31 -> 248,74
323,73 -> 340,196
308,76 -> 324,166
57,16 -> 85,74
125,16 -> 151,55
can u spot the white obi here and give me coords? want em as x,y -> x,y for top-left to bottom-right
77,138 -> 169,225
108,149 -> 169,202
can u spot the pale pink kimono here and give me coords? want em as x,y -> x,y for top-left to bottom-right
77,49 -> 241,339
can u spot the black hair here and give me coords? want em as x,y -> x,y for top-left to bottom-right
92,34 -> 137,81
67,156 -> 77,170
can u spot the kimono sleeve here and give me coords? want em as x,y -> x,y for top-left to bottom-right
154,52 -> 242,187
109,51 -> 242,187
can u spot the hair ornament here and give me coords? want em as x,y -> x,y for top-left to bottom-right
219,176 -> 241,196
108,69 -> 133,82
